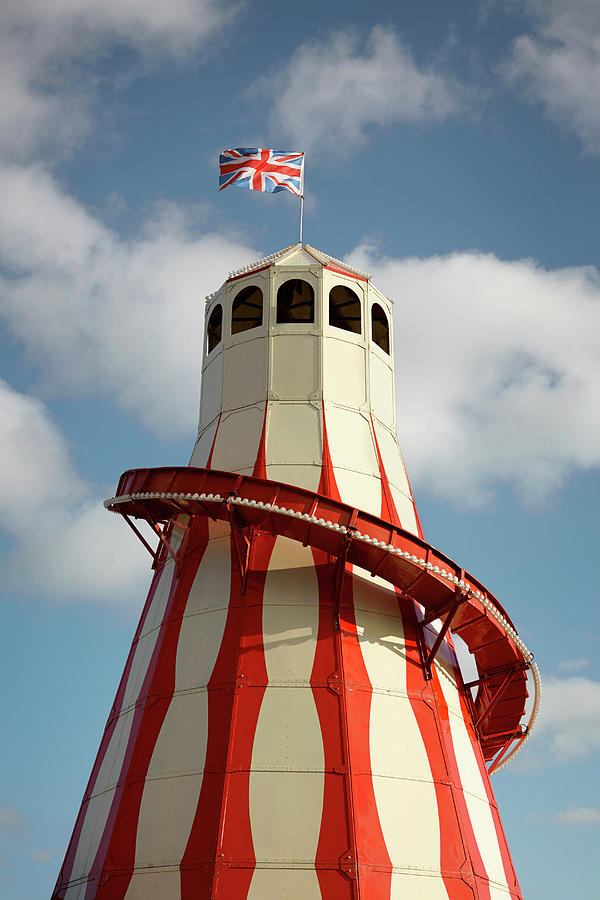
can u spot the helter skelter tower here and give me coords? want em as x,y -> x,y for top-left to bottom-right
54,243 -> 540,900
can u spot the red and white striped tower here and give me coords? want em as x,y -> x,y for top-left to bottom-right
54,244 -> 540,900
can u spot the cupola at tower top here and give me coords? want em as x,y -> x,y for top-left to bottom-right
189,243 -> 419,531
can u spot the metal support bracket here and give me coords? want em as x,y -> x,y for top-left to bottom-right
332,530 -> 354,630
227,501 -> 253,595
473,666 -> 520,731
122,513 -> 190,573
416,593 -> 464,680
122,514 -> 157,559
151,519 -> 191,573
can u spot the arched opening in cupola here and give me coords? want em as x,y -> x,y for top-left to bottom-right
329,285 -> 362,334
276,279 -> 314,323
371,303 -> 389,354
232,285 -> 263,334
207,304 -> 223,353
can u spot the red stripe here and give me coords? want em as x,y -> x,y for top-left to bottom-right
318,402 -> 337,499
324,264 -> 368,282
373,415 -> 473,897
180,414 -> 274,896
398,593 -> 478,899
180,530 -> 276,897
428,663 -> 494,899
456,682 -> 523,898
53,564 -> 166,896
87,520 -> 210,899
401,454 -> 424,539
251,149 -> 269,190
214,533 -> 275,896
370,413 -> 402,528
312,411 -> 356,897
311,549 -> 358,900
252,402 -> 268,480
205,413 -> 221,470
220,161 -> 301,177
314,405 -> 392,896
227,264 -> 271,283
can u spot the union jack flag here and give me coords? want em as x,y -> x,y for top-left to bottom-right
219,148 -> 304,196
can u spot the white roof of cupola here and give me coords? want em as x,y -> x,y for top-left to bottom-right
226,243 -> 371,281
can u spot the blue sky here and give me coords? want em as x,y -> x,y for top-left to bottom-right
1,0 -> 599,897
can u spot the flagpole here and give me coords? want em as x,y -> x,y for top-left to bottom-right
299,155 -> 305,246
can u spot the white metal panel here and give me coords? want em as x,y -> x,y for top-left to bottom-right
126,525 -> 231,876
353,576 -> 447,887
69,556 -> 178,884
265,402 -> 321,491
93,708 -> 136,796
326,404 -> 382,511
488,887 -> 515,899
332,468 -> 381,516
266,402 -> 321,467
251,687 -> 323,769
63,882 -> 86,900
126,774 -> 204,873
352,577 -> 409,694
189,417 -> 219,468
323,339 -> 366,409
260,535 -> 308,576
271,335 -> 319,400
389,484 -> 419,534
370,353 -> 395,428
178,530 -> 231,623
69,790 -> 114,885
434,653 -> 465,718
351,568 -> 399,616
121,632 -> 164,714
370,694 -> 435,781
390,873 -> 452,899
124,871 -> 181,898
325,406 -> 378,477
142,693 -> 211,778
199,353 -> 223,430
209,406 -> 264,473
443,694 -> 501,811
247,867 -> 322,899
222,338 -> 268,411
371,776 -> 446,877
437,671 -> 511,892
249,540 -> 323,891
66,702 -> 136,884
137,558 -> 178,639
248,772 -> 324,862
266,464 -> 321,492
373,420 -> 412,496
68,546 -> 180,887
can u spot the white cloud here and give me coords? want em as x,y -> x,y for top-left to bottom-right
265,25 -> 468,152
0,0 -> 230,158
4,0 -> 226,45
554,806 -> 600,825
0,379 -> 150,604
346,243 -> 600,504
0,377 -> 84,525
0,164 -> 260,437
2,173 -> 600,513
504,1 -> 600,153
557,657 -> 590,672
535,676 -> 600,763
0,805 -> 26,833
